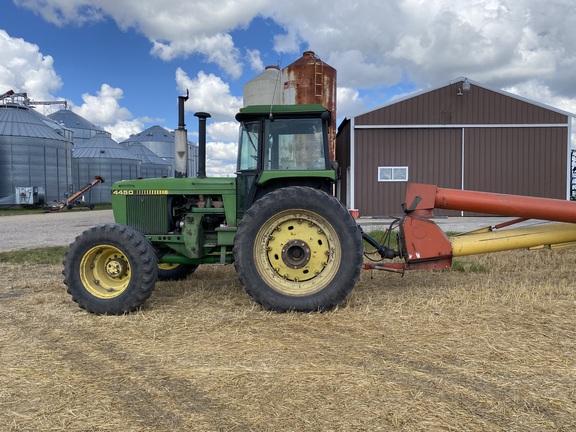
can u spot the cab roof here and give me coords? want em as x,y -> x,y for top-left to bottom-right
235,104 -> 328,121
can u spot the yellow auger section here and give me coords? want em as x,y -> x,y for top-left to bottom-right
450,222 -> 576,257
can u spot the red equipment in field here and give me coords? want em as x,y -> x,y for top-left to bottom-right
363,183 -> 576,273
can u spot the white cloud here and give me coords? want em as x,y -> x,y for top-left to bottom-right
262,0 -> 576,103
14,0 -> 105,26
15,0 -> 576,107
72,84 -> 146,142
10,0 -> 576,157
74,84 -> 131,124
0,29 -> 62,100
105,119 -> 146,143
337,87 -> 365,121
504,80 -> 576,115
247,49 -> 264,73
175,68 -> 243,121
504,80 -> 576,149
15,0 -> 269,79
14,0 -> 576,95
173,69 -> 241,175
206,141 -> 238,176
207,121 -> 239,143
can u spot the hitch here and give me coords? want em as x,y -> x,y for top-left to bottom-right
359,225 -> 397,259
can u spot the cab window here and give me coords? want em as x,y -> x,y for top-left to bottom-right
264,118 -> 327,170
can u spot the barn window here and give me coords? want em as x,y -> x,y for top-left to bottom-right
378,166 -> 408,182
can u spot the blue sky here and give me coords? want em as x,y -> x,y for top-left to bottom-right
2,0 -> 576,175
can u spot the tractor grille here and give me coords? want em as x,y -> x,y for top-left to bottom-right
125,195 -> 170,234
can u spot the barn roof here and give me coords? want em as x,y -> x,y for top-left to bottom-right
348,77 -> 576,120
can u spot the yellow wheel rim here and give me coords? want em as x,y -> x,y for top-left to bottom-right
79,245 -> 132,299
254,209 -> 341,296
158,263 -> 180,271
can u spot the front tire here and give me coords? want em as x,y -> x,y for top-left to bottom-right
157,263 -> 198,281
63,224 -> 158,314
233,186 -> 363,312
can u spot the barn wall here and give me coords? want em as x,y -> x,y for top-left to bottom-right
464,127 -> 567,199
348,79 -> 571,217
354,128 -> 462,217
335,119 -> 351,206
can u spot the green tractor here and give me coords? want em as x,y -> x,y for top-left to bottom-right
62,103 -> 363,314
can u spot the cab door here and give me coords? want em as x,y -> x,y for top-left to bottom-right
236,120 -> 261,219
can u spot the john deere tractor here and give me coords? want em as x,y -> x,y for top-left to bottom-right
63,103 -> 363,314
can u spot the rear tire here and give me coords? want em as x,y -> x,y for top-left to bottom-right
233,186 -> 362,312
62,224 -> 158,314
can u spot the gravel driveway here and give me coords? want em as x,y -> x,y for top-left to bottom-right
0,210 -> 114,252
0,209 -> 540,253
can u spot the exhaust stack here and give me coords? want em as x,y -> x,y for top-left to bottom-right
194,112 -> 211,179
174,90 -> 189,178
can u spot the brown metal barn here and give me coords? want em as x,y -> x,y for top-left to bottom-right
336,77 -> 575,217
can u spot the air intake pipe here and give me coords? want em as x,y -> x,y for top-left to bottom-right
174,90 -> 189,178
194,111 -> 211,179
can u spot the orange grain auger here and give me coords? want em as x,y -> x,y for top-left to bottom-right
362,183 -> 576,273
46,176 -> 104,211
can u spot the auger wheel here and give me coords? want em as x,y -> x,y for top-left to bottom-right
233,186 -> 363,312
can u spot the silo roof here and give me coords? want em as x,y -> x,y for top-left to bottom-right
49,109 -> 109,135
126,143 -> 171,165
121,125 -> 174,144
73,133 -> 140,159
0,104 -> 70,141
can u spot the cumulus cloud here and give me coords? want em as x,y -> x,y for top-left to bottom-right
505,80 -> 576,115
74,84 -> 131,124
175,68 -> 243,121
9,0 -> 576,170
206,141 -> 238,176
337,87 -> 366,121
14,0 -> 576,102
0,29 -> 62,100
207,121 -> 239,143
246,49 -> 264,73
72,84 -> 146,142
264,0 -> 576,100
14,0 -> 268,79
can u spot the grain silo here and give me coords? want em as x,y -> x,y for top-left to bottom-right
120,125 -> 198,177
125,142 -> 171,178
48,109 -> 110,145
0,92 -> 73,205
243,65 -> 282,106
73,133 -> 140,203
282,51 -> 337,160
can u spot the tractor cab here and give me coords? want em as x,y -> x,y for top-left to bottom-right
235,104 -> 336,218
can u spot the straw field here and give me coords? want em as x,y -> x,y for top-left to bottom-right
1,248 -> 575,431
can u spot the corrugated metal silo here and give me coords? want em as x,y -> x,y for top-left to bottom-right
48,109 -> 110,145
282,51 -> 337,160
125,142 -> 171,178
73,133 -> 140,203
120,125 -> 198,177
243,65 -> 282,106
0,99 -> 73,205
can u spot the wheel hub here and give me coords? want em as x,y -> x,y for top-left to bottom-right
105,257 -> 128,278
281,239 -> 311,269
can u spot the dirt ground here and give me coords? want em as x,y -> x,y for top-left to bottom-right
1,246 -> 575,431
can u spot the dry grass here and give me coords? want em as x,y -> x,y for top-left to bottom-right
1,248 -> 575,431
